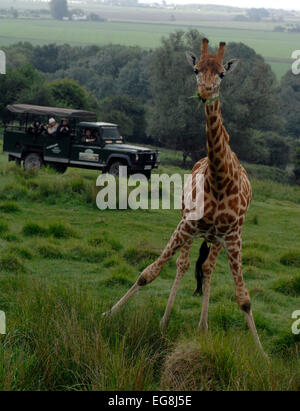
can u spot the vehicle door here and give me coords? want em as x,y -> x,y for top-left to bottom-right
70,127 -> 106,168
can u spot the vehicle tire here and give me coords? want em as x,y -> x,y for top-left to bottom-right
108,160 -> 128,178
48,164 -> 68,174
23,153 -> 42,171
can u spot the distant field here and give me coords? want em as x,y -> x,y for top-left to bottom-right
0,12 -> 299,79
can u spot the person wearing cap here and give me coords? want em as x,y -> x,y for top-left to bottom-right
46,118 -> 58,135
56,119 -> 70,138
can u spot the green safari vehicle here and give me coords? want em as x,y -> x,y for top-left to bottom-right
2,104 -> 160,177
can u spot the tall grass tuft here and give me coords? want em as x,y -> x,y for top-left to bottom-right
0,253 -> 26,273
280,250 -> 300,267
273,276 -> 300,297
0,276 -> 167,390
22,222 -> 48,237
47,222 -> 78,239
0,221 -> 9,236
161,333 -> 300,391
0,201 -> 20,213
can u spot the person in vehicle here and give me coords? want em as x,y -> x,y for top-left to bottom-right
81,128 -> 96,144
46,118 -> 58,135
56,119 -> 70,138
91,129 -> 99,142
27,120 -> 45,140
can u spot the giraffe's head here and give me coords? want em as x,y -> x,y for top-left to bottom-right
186,38 -> 239,101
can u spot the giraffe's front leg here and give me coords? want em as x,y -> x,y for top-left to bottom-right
102,260 -> 161,316
198,242 -> 222,332
103,220 -> 190,317
160,241 -> 193,332
225,237 -> 268,359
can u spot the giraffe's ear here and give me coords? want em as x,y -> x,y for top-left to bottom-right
186,51 -> 197,67
224,59 -> 239,74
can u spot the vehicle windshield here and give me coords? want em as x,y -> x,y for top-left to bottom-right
102,126 -> 123,143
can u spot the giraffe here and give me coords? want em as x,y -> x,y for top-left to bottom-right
103,38 -> 266,355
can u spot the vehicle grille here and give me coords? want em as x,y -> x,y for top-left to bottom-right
138,152 -> 156,163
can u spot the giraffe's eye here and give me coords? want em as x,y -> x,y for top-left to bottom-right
219,72 -> 225,79
194,68 -> 199,75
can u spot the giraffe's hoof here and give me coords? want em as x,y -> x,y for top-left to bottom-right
102,310 -> 112,317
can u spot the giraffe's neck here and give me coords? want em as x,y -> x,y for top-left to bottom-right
205,99 -> 236,193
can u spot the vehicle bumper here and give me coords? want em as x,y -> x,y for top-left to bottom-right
131,163 -> 159,172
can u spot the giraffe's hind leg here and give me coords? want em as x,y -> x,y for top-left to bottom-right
225,237 -> 268,359
198,242 -> 222,332
160,240 -> 193,332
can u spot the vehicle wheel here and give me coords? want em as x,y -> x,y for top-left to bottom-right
23,153 -> 42,171
48,164 -> 68,174
108,161 -> 128,178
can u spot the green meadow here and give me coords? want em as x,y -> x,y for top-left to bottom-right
0,16 -> 299,79
0,141 -> 299,390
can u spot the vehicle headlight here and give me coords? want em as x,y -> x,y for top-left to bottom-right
150,154 -> 153,161
135,154 -> 139,162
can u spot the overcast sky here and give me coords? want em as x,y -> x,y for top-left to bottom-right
164,0 -> 300,10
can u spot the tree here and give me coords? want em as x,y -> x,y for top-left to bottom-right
220,42 -> 283,160
31,44 -> 60,73
147,30 -> 283,164
0,64 -> 44,121
148,30 -> 207,163
294,147 -> 300,184
279,70 -> 300,139
50,0 -> 69,20
98,95 -> 146,141
46,79 -> 92,110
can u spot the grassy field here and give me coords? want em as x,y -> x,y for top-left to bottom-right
0,13 -> 299,79
0,141 -> 299,390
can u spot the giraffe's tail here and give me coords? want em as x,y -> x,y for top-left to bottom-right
193,241 -> 210,296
